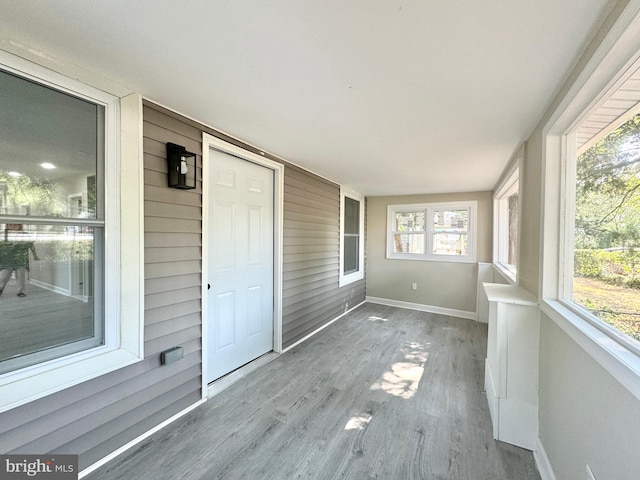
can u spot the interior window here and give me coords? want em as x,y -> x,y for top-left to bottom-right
0,68 -> 105,374
392,210 -> 426,254
432,207 -> 470,256
343,196 -> 361,275
387,201 -> 477,262
339,190 -> 365,286
494,163 -> 520,280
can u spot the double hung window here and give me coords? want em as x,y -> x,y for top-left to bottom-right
0,67 -> 106,374
339,190 -> 364,286
0,51 -> 143,412
387,201 -> 477,262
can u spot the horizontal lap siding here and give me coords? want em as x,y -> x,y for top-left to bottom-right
0,103 -> 204,470
0,100 -> 365,470
145,103 -> 366,348
73,104 -> 206,466
282,168 -> 366,347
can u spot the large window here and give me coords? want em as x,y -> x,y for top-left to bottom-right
0,68 -> 105,374
339,190 -> 364,286
387,201 -> 477,262
569,114 -> 640,350
494,154 -> 520,281
0,50 -> 143,412
541,14 -> 640,399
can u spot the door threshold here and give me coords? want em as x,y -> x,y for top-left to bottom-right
207,351 -> 279,398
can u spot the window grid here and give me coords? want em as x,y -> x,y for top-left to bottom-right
387,201 -> 476,263
339,190 -> 365,287
0,49 -> 143,414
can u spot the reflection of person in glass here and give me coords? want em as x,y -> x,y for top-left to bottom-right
0,224 -> 39,297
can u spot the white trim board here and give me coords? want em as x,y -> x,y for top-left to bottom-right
79,300 -> 363,477
366,296 -> 476,321
201,132 -> 285,397
0,51 -> 145,413
338,188 -> 365,287
534,437 -> 557,480
541,300 -> 640,401
282,301 -> 367,353
78,398 -> 207,479
207,352 -> 279,398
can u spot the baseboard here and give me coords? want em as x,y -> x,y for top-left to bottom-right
366,296 -> 476,321
29,279 -> 70,296
534,437 -> 557,480
208,352 -> 279,398
282,300 -> 367,353
78,398 -> 207,479
80,301 -> 367,477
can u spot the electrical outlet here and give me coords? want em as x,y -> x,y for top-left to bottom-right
411,283 -> 417,290
586,465 -> 596,480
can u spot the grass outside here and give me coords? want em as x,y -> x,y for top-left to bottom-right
573,276 -> 640,343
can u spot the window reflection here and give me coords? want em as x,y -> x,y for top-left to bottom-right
393,233 -> 426,254
0,67 -> 106,376
0,223 -> 103,373
432,209 -> 470,255
0,69 -> 100,219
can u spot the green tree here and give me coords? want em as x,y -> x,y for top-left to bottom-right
576,114 -> 640,249
0,173 -> 65,216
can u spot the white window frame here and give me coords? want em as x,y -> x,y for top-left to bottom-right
0,50 -> 144,413
386,201 -> 477,263
339,189 -> 365,287
541,2 -> 640,401
493,151 -> 522,284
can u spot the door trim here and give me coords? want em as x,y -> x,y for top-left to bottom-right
201,133 -> 284,398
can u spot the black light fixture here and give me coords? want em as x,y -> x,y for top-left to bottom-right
166,142 -> 197,189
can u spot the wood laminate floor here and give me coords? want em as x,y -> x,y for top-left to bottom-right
87,303 -> 541,480
0,280 -> 93,363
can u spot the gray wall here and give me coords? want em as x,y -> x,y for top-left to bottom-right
538,316 -> 640,479
509,1 -> 640,478
366,191 -> 492,316
0,101 -> 365,469
0,103 -> 204,470
145,103 -> 366,349
283,168 -> 366,347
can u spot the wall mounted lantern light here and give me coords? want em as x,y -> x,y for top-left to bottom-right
167,142 -> 196,189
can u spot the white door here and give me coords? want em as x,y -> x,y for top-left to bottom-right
207,148 -> 274,382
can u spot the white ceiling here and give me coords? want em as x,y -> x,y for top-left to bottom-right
0,0 -> 616,196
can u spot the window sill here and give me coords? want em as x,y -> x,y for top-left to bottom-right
540,299 -> 640,401
339,270 -> 364,287
0,50 -> 145,412
493,263 -> 517,285
386,254 -> 476,264
0,346 -> 143,413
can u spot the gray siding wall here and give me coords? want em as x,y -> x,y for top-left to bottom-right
0,101 -> 365,469
0,103 -> 204,470
282,167 -> 366,347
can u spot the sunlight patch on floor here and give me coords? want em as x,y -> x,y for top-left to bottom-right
370,341 -> 428,399
367,316 -> 388,322
344,413 -> 373,430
